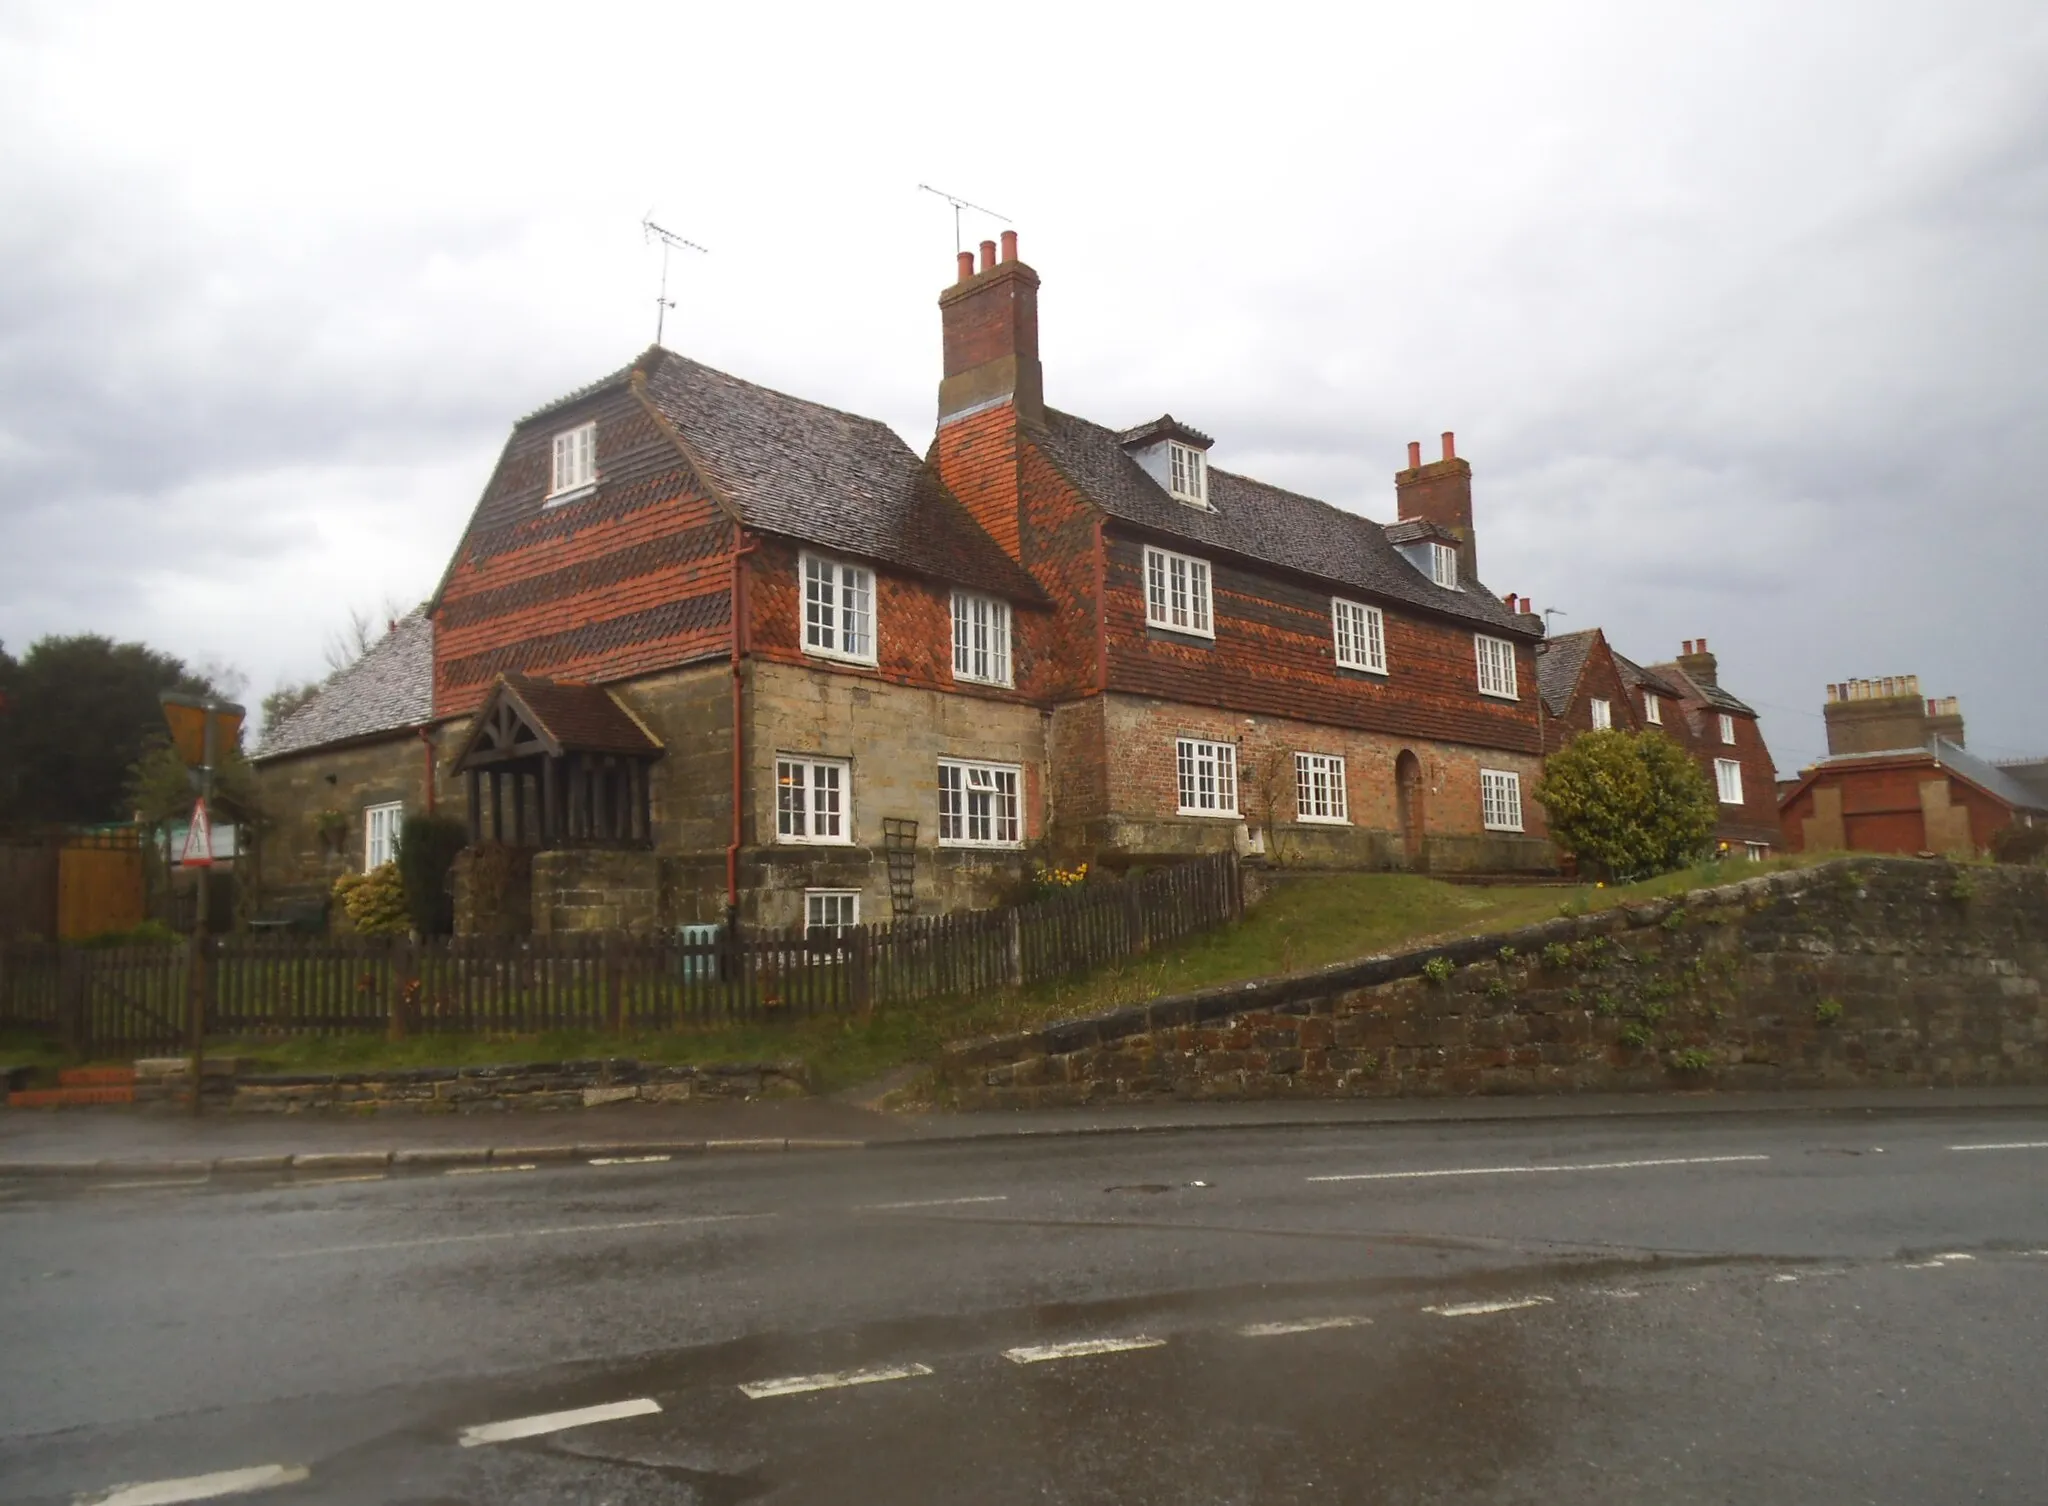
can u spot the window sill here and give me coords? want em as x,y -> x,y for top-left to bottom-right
1478,689 -> 1520,702
776,834 -> 856,846
1295,815 -> 1351,826
802,646 -> 880,669
938,840 -> 1025,851
1334,662 -> 1389,679
952,673 -> 1014,689
1176,808 -> 1242,819
542,482 -> 597,508
1146,622 -> 1216,643
1482,824 -> 1526,834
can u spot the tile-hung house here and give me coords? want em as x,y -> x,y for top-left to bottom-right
931,234 -> 1550,875
1612,639 -> 1782,859
1535,627 -> 1646,752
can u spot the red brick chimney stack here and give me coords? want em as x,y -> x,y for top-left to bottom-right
934,230 -> 1045,563
1677,637 -> 1719,688
1396,432 -> 1479,583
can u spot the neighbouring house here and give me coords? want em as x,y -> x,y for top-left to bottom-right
271,233 -> 1557,936
1779,678 -> 2046,855
1539,629 -> 1783,860
251,611 -> 452,910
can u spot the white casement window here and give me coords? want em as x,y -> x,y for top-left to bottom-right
804,889 -> 860,936
1480,769 -> 1524,832
1175,738 -> 1239,816
1644,693 -> 1662,725
801,552 -> 876,665
1475,634 -> 1518,699
1294,753 -> 1349,824
1745,842 -> 1769,861
1144,546 -> 1214,638
1715,758 -> 1745,806
1719,712 -> 1737,744
938,760 -> 1022,847
1331,598 -> 1387,674
950,591 -> 1011,686
1590,697 -> 1612,731
1167,441 -> 1209,507
776,756 -> 851,843
363,802 -> 404,870
1428,542 -> 1458,589
548,422 -> 595,500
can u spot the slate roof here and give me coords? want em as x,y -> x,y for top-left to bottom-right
1537,629 -> 1600,716
1031,409 -> 1536,636
1381,519 -> 1460,547
1996,758 -> 2048,806
255,611 -> 434,760
1611,651 -> 1687,701
1799,740 -> 2048,814
1653,661 -> 1757,717
1115,414 -> 1215,450
637,351 -> 1045,604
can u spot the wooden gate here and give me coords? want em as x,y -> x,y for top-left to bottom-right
57,830 -> 146,940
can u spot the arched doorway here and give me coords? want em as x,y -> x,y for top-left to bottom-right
1395,750 -> 1425,865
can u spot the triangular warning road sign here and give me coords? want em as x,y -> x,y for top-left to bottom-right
181,797 -> 214,868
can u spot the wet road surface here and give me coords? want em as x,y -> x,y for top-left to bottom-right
4,1106 -> 2046,1503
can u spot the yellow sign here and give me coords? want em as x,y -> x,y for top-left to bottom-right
158,693 -> 246,768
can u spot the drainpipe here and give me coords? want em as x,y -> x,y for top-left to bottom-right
726,528 -> 759,921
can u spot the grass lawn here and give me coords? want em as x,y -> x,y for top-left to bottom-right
159,854 -> 1818,1093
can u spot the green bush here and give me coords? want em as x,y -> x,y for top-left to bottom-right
75,918 -> 182,949
1533,729 -> 1718,883
333,863 -> 409,936
1668,1046 -> 1714,1072
1422,955 -> 1455,985
398,814 -> 469,936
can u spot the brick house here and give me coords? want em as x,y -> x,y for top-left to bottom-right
264,234 -> 1556,934
1779,679 -> 2045,854
1540,628 -> 1783,859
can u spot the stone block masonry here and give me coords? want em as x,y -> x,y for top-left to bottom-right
940,859 -> 2048,1106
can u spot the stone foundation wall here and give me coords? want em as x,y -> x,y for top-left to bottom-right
137,1057 -> 810,1112
941,858 -> 2048,1106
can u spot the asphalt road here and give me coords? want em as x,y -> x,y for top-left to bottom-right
4,1106 -> 2047,1504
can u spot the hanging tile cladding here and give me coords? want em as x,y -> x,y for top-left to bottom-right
433,383 -> 735,717
744,534 -> 1054,702
1017,432 -> 1106,700
1100,531 -> 1541,754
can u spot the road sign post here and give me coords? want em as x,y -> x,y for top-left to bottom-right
159,692 -> 245,1116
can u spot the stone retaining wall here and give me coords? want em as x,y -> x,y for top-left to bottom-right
136,1057 -> 810,1113
940,858 -> 2048,1107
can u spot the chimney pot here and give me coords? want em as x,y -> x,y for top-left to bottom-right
956,250 -> 975,283
999,229 -> 1017,263
1406,440 -> 1421,469
1441,431 -> 1456,461
1697,637 -> 1707,651
1682,640 -> 1693,655
978,239 -> 996,273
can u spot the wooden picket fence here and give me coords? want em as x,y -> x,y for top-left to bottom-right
0,852 -> 1241,1054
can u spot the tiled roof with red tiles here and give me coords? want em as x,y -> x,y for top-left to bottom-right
497,674 -> 661,756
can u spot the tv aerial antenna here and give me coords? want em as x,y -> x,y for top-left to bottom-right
642,216 -> 708,345
917,184 -> 1009,255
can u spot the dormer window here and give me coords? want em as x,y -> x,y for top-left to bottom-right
1428,543 -> 1458,589
548,421 -> 596,501
1168,441 -> 1208,508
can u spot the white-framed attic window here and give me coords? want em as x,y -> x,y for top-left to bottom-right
1428,542 -> 1458,589
1719,712 -> 1737,744
1168,441 -> 1209,507
547,422 -> 596,502
1644,693 -> 1663,725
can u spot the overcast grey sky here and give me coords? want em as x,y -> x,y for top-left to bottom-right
2,0 -> 2043,768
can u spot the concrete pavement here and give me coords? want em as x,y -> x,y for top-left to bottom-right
4,1099 -> 2047,1502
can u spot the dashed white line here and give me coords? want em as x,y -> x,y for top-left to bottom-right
1309,1154 -> 1769,1184
589,1155 -> 672,1166
1901,1253 -> 1974,1269
1771,1274 -> 1801,1283
1423,1297 -> 1555,1318
81,1463 -> 310,1504
1949,1142 -> 2048,1151
738,1362 -> 935,1398
459,1396 -> 661,1447
1004,1336 -> 1167,1364
856,1195 -> 1009,1211
447,1163 -> 536,1176
1590,1287 -> 1644,1299
1238,1315 -> 1372,1337
267,1212 -> 769,1258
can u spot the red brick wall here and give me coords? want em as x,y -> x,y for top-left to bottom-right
1694,710 -> 1782,848
435,384 -> 732,716
1543,637 -> 1644,753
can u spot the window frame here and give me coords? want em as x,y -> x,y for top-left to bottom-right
775,755 -> 853,845
1744,842 -> 1769,862
1715,757 -> 1745,806
1589,697 -> 1612,731
363,801 -> 404,870
1293,752 -> 1350,825
1167,441 -> 1209,507
1474,634 -> 1519,700
799,551 -> 878,667
1643,693 -> 1662,725
1719,712 -> 1737,745
937,758 -> 1024,849
546,421 -> 596,502
1331,598 -> 1387,674
949,591 -> 1012,687
1143,545 -> 1215,639
1428,542 -> 1459,589
1479,769 -> 1524,832
804,889 -> 860,936
1175,737 -> 1239,817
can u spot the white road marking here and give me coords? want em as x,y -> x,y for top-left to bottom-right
1309,1154 -> 1769,1184
268,1212 -> 768,1258
1238,1315 -> 1372,1337
1423,1297 -> 1555,1318
1590,1287 -> 1644,1298
589,1155 -> 672,1166
1771,1274 -> 1801,1283
82,1463 -> 310,1504
446,1163 -> 536,1176
738,1362 -> 935,1398
856,1195 -> 1009,1211
1004,1336 -> 1167,1364
88,1179 -> 212,1192
1950,1141 -> 2048,1152
459,1396 -> 661,1447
